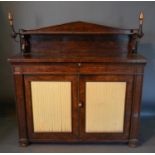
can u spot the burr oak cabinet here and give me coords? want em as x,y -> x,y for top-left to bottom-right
8,12 -> 146,147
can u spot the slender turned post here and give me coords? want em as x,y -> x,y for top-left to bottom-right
8,12 -> 29,53
8,12 -> 19,39
128,11 -> 144,54
138,11 -> 144,38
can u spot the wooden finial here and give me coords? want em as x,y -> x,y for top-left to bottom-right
139,11 -> 144,25
8,12 -> 13,26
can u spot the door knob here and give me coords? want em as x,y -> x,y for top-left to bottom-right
78,102 -> 83,108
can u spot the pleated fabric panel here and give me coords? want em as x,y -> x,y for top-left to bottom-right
86,82 -> 126,133
31,81 -> 72,132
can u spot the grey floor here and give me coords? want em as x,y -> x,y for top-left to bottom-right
0,112 -> 155,153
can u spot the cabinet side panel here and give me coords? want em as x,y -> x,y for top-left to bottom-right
31,81 -> 72,132
14,75 -> 29,146
86,82 -> 126,133
129,75 -> 144,147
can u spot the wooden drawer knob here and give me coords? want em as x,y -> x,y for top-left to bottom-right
78,63 -> 82,67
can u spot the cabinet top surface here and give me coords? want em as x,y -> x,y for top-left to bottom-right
8,52 -> 146,64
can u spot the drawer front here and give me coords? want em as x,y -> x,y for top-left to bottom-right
13,63 -> 78,75
79,63 -> 137,74
13,63 -> 144,75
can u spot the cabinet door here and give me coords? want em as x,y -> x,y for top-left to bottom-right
79,75 -> 133,141
24,75 -> 78,142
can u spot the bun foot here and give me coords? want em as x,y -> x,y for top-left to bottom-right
19,138 -> 29,147
128,139 -> 139,148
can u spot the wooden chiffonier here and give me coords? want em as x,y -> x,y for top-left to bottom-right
8,12 -> 146,147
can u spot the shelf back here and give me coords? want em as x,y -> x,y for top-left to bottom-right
20,21 -> 139,55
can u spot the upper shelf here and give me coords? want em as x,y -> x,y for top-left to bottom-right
7,12 -> 144,55
21,21 -> 138,35
8,11 -> 144,37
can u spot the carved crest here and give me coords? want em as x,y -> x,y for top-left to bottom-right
21,21 -> 135,35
